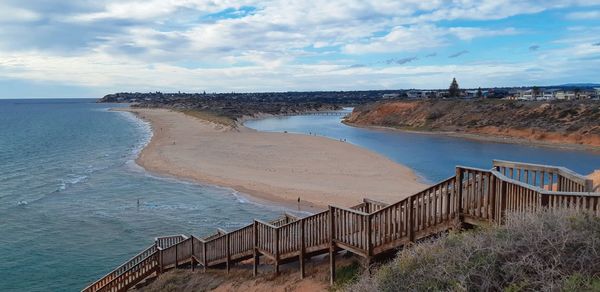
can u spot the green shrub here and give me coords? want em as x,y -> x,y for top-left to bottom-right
349,210 -> 600,292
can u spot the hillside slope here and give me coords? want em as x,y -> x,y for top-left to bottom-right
344,100 -> 600,147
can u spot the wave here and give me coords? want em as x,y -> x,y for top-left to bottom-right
111,109 -> 153,160
57,174 -> 88,192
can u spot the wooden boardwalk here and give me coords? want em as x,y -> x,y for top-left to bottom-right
83,160 -> 598,292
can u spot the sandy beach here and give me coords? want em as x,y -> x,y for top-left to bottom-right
119,108 -> 426,209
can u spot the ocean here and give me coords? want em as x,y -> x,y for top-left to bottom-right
0,99 -> 284,291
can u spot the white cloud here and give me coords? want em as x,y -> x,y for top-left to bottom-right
343,25 -> 519,54
566,10 -> 600,20
0,3 -> 40,23
343,25 -> 448,54
448,27 -> 519,41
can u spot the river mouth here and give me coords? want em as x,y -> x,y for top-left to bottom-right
244,109 -> 600,183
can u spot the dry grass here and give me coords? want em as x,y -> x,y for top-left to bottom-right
135,269 -> 235,292
349,210 -> 600,292
178,109 -> 237,127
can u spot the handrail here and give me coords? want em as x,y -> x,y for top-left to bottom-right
203,229 -> 227,241
493,159 -> 592,191
490,170 -> 545,192
371,175 -> 456,216
541,191 -> 600,197
82,244 -> 157,292
330,205 -> 370,216
362,198 -> 389,207
95,251 -> 159,292
456,165 -> 491,172
254,219 -> 279,229
155,234 -> 187,249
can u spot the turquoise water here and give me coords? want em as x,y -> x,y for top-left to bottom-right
245,109 -> 600,183
0,99 -> 285,292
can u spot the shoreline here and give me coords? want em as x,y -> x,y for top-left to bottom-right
115,108 -> 427,210
342,121 -> 600,153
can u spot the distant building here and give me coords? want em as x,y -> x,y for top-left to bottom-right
518,89 -> 535,100
540,89 -> 558,100
382,93 -> 401,99
555,90 -> 576,100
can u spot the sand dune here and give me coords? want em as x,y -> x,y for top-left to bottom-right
120,108 -> 427,209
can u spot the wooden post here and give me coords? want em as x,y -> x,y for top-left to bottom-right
253,221 -> 259,277
158,247 -> 163,275
191,236 -> 195,271
274,227 -> 280,276
226,233 -> 231,274
202,241 -> 207,272
540,190 -> 549,208
408,197 -> 415,242
499,180 -> 507,224
366,214 -> 372,257
585,179 -> 594,192
328,206 -> 336,285
300,218 -> 305,279
489,175 -> 496,223
455,167 -> 464,226
175,242 -> 178,268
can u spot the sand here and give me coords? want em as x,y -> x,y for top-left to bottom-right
119,108 -> 426,209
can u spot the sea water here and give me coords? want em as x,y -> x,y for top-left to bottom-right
245,109 -> 600,183
0,99 -> 284,291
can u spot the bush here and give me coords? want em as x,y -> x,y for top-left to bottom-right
349,210 -> 600,292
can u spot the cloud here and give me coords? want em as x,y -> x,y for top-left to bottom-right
448,50 -> 469,58
343,25 -> 447,54
529,45 -> 540,51
1,0 -> 600,96
0,3 -> 40,23
448,27 -> 519,41
593,42 -> 600,46
386,56 -> 418,65
566,10 -> 600,20
344,25 -> 519,54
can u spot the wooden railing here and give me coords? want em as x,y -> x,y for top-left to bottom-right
493,159 -> 593,192
350,198 -> 389,213
84,160 -> 599,291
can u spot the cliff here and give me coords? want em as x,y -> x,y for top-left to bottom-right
344,99 -> 600,147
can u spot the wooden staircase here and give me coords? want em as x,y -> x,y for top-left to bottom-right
82,160 -> 598,291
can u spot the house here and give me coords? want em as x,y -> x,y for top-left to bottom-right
555,90 -> 576,100
519,89 -> 535,100
382,93 -> 400,99
540,89 -> 558,100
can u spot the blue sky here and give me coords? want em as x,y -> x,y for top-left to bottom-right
0,0 -> 599,98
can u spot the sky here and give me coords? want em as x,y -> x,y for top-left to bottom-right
0,1 -> 600,98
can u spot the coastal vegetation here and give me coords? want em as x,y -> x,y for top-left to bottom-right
99,91 -> 385,120
348,210 -> 600,291
345,99 -> 600,147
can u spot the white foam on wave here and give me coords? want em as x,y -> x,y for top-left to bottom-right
57,174 -> 88,192
111,109 -> 153,161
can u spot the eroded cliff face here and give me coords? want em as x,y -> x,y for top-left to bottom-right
345,99 -> 600,147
